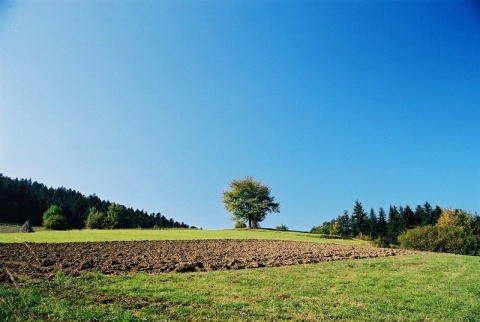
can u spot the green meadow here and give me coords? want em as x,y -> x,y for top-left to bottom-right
0,228 -> 370,246
1,229 -> 479,321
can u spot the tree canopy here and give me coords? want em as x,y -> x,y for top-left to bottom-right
310,200 -> 480,255
223,177 -> 280,228
0,173 -> 192,230
42,205 -> 67,230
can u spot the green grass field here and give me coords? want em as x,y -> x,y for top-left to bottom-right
1,229 -> 479,321
0,222 -> 45,234
0,228 -> 370,246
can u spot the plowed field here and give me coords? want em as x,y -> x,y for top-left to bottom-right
1,240 -> 421,281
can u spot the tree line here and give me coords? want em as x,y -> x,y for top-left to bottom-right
0,173 -> 192,230
311,200 -> 480,254
311,200 -> 443,245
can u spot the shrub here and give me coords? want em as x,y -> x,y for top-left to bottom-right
373,236 -> 390,248
85,208 -> 107,229
355,234 -> 373,241
399,225 -> 480,255
310,226 -> 324,234
276,224 -> 288,231
234,221 -> 247,229
43,214 -> 67,230
42,205 -> 68,230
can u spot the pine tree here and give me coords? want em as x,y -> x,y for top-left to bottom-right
432,205 -> 443,224
402,205 -> 416,229
368,208 -> 378,238
387,206 -> 401,245
415,204 -> 426,226
352,200 -> 368,237
398,206 -> 407,233
337,210 -> 352,237
377,207 -> 388,238
423,202 -> 434,225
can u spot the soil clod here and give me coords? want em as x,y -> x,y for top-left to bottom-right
0,240 -> 422,281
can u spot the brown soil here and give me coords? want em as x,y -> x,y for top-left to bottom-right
0,240 -> 421,281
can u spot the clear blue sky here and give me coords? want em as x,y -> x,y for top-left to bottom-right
1,0 -> 479,231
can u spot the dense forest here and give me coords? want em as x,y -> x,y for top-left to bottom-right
0,173 -> 192,230
311,200 -> 442,244
311,200 -> 480,255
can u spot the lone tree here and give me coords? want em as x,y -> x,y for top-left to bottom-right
223,177 -> 280,228
42,205 -> 67,230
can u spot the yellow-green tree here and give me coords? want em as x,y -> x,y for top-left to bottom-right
85,207 -> 107,229
437,208 -> 476,232
223,177 -> 280,228
106,203 -> 127,228
330,222 -> 340,235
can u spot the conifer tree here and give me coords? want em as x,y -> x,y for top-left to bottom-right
423,202 -> 434,225
368,208 -> 378,238
388,205 -> 401,244
352,200 -> 368,237
402,205 -> 416,229
377,207 -> 388,238
337,210 -> 352,237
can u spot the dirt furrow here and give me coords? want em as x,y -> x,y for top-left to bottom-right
0,240 -> 421,281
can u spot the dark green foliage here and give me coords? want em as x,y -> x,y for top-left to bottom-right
85,207 -> 107,229
419,202 -> 442,226
401,205 -> 416,229
311,201 -> 468,251
399,209 -> 480,255
106,203 -> 127,229
43,214 -> 68,230
43,205 -> 68,230
415,204 -> 426,226
367,208 -> 377,238
310,220 -> 333,234
352,200 -> 368,237
399,226 -> 480,256
276,224 -> 288,231
223,177 -> 280,228
337,211 -> 352,237
387,206 -> 402,245
432,206 -> 443,225
423,202 -> 433,225
234,221 -> 247,229
373,236 -> 390,248
313,200 -> 480,255
377,207 -> 388,240
309,225 -> 324,234
0,173 -> 191,230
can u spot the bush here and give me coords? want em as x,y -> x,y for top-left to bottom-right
373,236 -> 390,248
399,226 -> 480,255
310,226 -> 321,234
85,208 -> 107,229
234,221 -> 247,229
43,214 -> 67,230
42,205 -> 68,230
355,234 -> 373,241
276,224 -> 288,231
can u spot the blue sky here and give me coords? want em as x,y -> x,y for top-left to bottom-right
1,0 -> 479,231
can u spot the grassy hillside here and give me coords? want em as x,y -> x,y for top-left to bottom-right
2,254 -> 479,321
0,228 -> 371,246
2,229 -> 478,321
